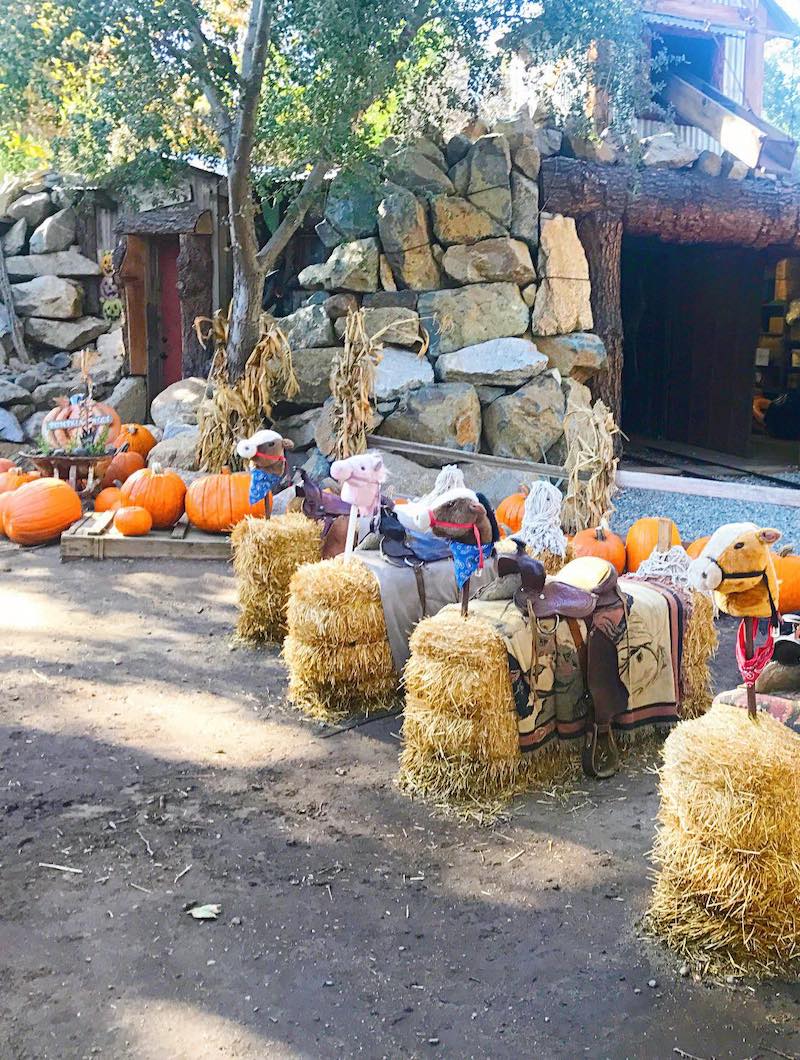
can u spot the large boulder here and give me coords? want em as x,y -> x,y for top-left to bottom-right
530,127 -> 562,157
11,276 -> 83,319
2,218 -> 27,256
435,337 -> 547,386
640,132 -> 699,169
147,428 -> 200,471
385,147 -> 454,199
0,380 -> 33,406
87,328 -> 127,387
291,346 -> 340,407
0,407 -> 23,442
418,283 -> 530,356
23,409 -> 47,442
461,135 -> 512,227
14,363 -> 51,391
429,195 -> 505,247
279,303 -> 336,349
535,332 -> 607,381
107,376 -> 148,423
378,382 -> 481,452
510,171 -> 539,246
0,174 -> 30,217
5,250 -> 101,280
530,214 -> 592,336
491,105 -> 538,151
7,191 -> 53,228
298,237 -> 380,292
28,208 -> 76,255
379,451 -> 440,499
24,315 -> 109,351
512,144 -> 541,180
362,290 -> 418,310
272,408 -> 320,451
442,237 -> 535,286
378,186 -> 441,291
322,164 -> 382,241
31,380 -> 72,410
313,397 -> 383,458
150,377 -> 206,428
335,307 -> 420,348
374,346 -> 434,401
483,373 -> 566,458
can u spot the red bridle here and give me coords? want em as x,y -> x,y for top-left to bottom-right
427,512 -> 485,567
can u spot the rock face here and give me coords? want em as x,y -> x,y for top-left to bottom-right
379,382 -> 481,452
150,377 -> 207,428
435,337 -> 547,386
7,191 -> 52,228
510,171 -> 539,246
28,208 -> 76,255
290,346 -> 340,406
5,250 -> 101,279
418,283 -> 530,355
0,407 -> 23,442
461,135 -> 512,227
88,328 -> 127,387
24,315 -> 109,351
335,307 -> 420,348
442,237 -> 535,286
530,215 -> 592,336
2,219 -> 27,256
385,147 -> 455,199
107,376 -> 148,423
378,186 -> 441,291
640,132 -> 698,169
279,303 -> 336,349
535,332 -> 607,381
298,238 -> 380,292
513,144 -> 541,180
0,380 -> 32,406
11,276 -> 83,319
429,196 -> 505,246
483,373 -> 566,457
272,408 -> 320,451
147,428 -> 200,471
374,346 -> 434,401
323,165 -> 381,241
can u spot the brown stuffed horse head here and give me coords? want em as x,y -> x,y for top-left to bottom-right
397,488 -> 494,545
688,522 -> 782,620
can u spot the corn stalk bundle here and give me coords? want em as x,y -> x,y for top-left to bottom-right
195,310 -> 298,473
329,309 -> 384,461
561,399 -> 621,535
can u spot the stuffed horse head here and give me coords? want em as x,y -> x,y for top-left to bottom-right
687,522 -> 782,620
329,452 -> 386,516
236,428 -> 294,472
396,487 -> 496,546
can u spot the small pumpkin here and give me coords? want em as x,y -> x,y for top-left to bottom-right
4,477 -> 82,545
185,467 -> 266,533
625,517 -> 681,572
774,550 -> 800,612
496,485 -> 529,534
571,522 -> 626,574
0,458 -> 15,473
685,536 -> 710,560
114,424 -> 157,459
101,449 -> 145,489
95,487 -> 124,513
120,462 -> 186,529
0,467 -> 40,494
114,505 -> 152,537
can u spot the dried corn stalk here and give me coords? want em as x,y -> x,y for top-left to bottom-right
195,310 -> 298,473
329,309 -> 383,460
560,399 -> 621,535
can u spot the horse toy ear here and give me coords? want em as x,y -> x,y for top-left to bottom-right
758,527 -> 781,545
282,437 -> 295,451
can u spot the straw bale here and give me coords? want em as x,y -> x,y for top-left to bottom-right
679,591 -> 717,719
647,702 -> 800,977
231,513 -> 322,643
286,556 -> 385,644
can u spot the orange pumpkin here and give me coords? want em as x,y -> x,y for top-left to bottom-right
775,552 -> 800,612
4,477 -> 82,545
686,536 -> 710,560
114,505 -> 152,537
185,467 -> 266,533
101,449 -> 145,489
0,458 -> 15,473
120,462 -> 186,529
571,523 -> 626,574
0,491 -> 12,535
0,467 -> 40,494
496,486 -> 529,534
625,517 -> 681,572
95,487 -> 124,513
114,424 -> 157,459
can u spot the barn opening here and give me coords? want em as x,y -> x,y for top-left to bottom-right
620,237 -> 800,461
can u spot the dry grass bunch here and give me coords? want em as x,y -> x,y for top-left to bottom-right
561,400 -> 620,535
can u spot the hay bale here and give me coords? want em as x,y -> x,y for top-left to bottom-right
679,591 -> 717,719
283,556 -> 396,721
231,513 -> 322,643
398,609 -> 524,815
648,702 -> 800,977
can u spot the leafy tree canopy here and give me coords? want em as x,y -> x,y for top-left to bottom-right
764,38 -> 800,141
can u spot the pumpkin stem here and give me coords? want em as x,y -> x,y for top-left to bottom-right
150,462 -> 163,475
221,467 -> 231,476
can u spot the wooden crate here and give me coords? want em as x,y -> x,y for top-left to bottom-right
60,512 -> 231,561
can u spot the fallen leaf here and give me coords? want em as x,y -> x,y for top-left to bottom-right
188,903 -> 221,920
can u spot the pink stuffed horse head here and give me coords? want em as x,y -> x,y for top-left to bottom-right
688,522 -> 782,619
329,452 -> 386,515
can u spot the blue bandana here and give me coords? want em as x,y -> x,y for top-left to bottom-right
449,541 -> 493,591
250,468 -> 283,505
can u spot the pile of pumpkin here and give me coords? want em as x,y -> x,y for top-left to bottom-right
495,490 -> 800,614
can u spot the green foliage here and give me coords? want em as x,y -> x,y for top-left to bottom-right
764,39 -> 800,140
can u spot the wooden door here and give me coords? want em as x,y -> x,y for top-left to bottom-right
157,237 -> 183,388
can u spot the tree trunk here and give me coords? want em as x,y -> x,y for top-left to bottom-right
225,149 -> 265,379
177,233 -> 213,377
576,211 -> 624,429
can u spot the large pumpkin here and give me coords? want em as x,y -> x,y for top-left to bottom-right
0,492 -> 12,535
625,517 -> 681,572
185,467 -> 266,533
685,535 -> 710,560
101,449 -> 145,489
0,467 -> 40,494
114,505 -> 152,537
571,523 -> 626,574
775,552 -> 800,613
0,458 -> 15,473
120,463 -> 186,529
496,486 -> 529,534
114,424 -> 157,459
4,478 -> 82,545
95,487 -> 124,513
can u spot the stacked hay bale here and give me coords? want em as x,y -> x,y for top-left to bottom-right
283,557 -> 397,722
231,513 -> 322,643
648,702 -> 800,977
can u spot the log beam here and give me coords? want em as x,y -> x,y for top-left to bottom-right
540,157 -> 800,249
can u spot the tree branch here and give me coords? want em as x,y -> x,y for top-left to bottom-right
255,158 -> 330,272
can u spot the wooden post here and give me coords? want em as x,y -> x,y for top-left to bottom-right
656,518 -> 673,553
576,211 -> 624,429
177,234 -> 213,377
744,620 -> 758,719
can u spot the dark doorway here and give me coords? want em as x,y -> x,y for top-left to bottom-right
621,237 -> 764,456
651,30 -> 722,91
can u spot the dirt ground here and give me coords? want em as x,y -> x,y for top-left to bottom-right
1,547 -> 799,1060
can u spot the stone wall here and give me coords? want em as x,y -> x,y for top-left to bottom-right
0,173 -> 142,444
270,108 -> 611,473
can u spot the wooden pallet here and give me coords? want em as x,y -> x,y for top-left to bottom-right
60,512 -> 231,561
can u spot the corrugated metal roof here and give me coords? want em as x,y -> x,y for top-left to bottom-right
647,12 -> 744,34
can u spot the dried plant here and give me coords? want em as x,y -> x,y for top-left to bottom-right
561,399 -> 622,535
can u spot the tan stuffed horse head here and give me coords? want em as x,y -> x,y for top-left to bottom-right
688,522 -> 782,619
